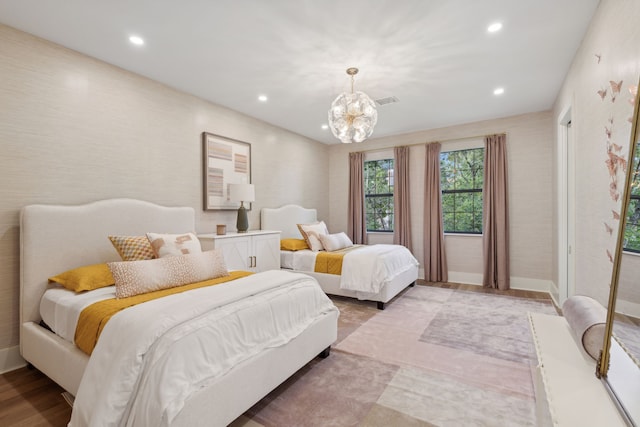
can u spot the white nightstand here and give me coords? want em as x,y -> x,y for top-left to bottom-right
199,230 -> 281,272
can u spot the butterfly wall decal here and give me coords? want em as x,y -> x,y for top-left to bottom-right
595,53 -> 601,63
604,222 -> 613,235
598,88 -> 607,100
613,210 -> 620,220
607,249 -> 614,263
605,126 -> 612,139
609,80 -> 623,102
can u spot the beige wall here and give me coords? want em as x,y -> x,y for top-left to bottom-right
0,24 -> 329,354
328,111 -> 554,289
552,0 -> 640,308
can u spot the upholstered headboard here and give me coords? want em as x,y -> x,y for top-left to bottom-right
261,204 -> 318,239
19,199 -> 195,329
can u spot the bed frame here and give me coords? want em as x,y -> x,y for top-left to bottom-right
20,198 -> 337,426
260,204 -> 418,309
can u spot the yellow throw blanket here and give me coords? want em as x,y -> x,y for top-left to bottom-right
314,246 -> 363,275
75,270 -> 253,355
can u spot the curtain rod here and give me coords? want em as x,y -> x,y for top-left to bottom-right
350,132 -> 507,155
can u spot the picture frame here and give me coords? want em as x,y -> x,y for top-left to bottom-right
202,132 -> 252,211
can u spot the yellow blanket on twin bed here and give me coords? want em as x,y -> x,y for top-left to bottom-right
314,245 -> 363,275
75,270 -> 253,355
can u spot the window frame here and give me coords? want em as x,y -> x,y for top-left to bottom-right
623,193 -> 640,254
363,157 -> 395,233
440,147 -> 485,235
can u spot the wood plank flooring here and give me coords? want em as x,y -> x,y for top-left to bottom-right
0,281 -> 556,426
0,366 -> 71,427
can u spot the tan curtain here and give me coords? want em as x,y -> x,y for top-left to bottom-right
393,146 -> 412,251
348,151 -> 367,244
482,134 -> 510,290
423,143 -> 448,282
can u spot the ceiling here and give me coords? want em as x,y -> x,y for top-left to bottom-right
0,0 -> 600,144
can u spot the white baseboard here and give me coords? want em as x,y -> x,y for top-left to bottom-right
447,271 -> 482,285
440,271 -> 553,296
0,345 -> 26,374
616,299 -> 640,318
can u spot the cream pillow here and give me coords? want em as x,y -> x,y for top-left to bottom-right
146,232 -> 202,258
110,249 -> 228,298
319,232 -> 354,252
297,221 -> 329,252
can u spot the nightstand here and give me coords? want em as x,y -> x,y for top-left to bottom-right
199,230 -> 281,272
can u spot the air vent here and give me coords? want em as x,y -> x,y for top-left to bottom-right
375,96 -> 399,106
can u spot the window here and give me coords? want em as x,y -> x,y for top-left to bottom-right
624,194 -> 640,253
440,148 -> 484,234
623,145 -> 640,253
364,159 -> 394,232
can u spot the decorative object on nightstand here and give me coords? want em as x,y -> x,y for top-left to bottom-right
216,224 -> 226,235
229,183 -> 255,232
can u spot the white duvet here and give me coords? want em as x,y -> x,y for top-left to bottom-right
69,270 -> 338,427
340,244 -> 419,293
282,244 -> 419,294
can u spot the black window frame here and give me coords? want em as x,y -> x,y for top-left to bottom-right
440,147 -> 484,234
364,158 -> 394,233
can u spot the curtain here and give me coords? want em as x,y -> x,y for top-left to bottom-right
393,146 -> 412,250
423,143 -> 448,282
482,134 -> 510,290
348,151 -> 367,244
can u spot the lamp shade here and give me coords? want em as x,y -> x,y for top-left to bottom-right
229,183 -> 255,203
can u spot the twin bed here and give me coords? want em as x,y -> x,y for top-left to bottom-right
261,204 -> 419,310
20,199 -> 338,426
19,199 -> 419,426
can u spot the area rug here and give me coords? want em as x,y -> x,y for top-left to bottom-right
236,285 -> 558,427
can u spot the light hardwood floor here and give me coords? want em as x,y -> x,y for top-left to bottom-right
0,281 -> 556,426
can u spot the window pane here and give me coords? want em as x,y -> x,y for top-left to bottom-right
364,159 -> 395,232
440,148 -> 484,233
624,197 -> 640,252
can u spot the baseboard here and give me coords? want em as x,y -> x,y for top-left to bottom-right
447,271 -> 482,285
616,299 -> 640,318
0,345 -> 26,374
444,271 -> 553,296
511,277 -> 554,294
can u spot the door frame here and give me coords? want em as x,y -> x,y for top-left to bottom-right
557,105 -> 575,305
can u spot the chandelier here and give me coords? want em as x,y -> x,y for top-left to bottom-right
328,67 -> 378,143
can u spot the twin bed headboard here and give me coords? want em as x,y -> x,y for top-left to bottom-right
19,200 -> 315,334
19,199 -> 195,327
260,204 -> 317,239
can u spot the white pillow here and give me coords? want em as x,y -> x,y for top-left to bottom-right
146,232 -> 202,258
110,249 -> 228,298
319,232 -> 354,252
297,221 -> 329,252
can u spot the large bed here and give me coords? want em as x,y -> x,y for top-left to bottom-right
20,198 -> 338,426
261,204 -> 419,309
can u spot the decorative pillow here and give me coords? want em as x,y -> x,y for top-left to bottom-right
109,235 -> 156,261
297,221 -> 329,252
280,238 -> 310,251
146,232 -> 202,258
49,263 -> 115,292
319,232 -> 354,252
110,249 -> 228,298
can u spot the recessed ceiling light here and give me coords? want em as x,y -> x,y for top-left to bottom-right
487,22 -> 503,33
258,95 -> 268,102
321,124 -> 329,130
493,87 -> 505,95
129,35 -> 145,46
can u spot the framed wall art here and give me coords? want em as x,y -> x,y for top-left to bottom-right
202,132 -> 251,211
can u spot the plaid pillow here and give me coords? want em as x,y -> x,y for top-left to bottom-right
109,235 -> 156,261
